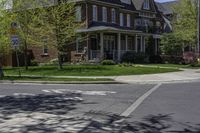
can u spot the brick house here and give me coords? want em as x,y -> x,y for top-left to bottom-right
3,0 -> 164,66
71,0 -> 164,62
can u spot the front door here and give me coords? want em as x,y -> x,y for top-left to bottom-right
104,35 -> 116,60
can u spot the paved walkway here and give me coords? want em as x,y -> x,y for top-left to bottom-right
115,69 -> 200,83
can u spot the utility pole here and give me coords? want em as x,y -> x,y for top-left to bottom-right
197,0 -> 200,56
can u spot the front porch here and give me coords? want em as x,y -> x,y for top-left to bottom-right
74,26 -> 160,63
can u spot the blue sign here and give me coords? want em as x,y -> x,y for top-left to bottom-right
11,35 -> 19,47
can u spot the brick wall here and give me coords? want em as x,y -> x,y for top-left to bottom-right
30,46 -> 58,63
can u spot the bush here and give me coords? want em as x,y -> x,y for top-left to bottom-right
30,60 -> 39,66
161,55 -> 184,64
101,60 -> 115,65
149,55 -> 163,63
121,52 -> 147,64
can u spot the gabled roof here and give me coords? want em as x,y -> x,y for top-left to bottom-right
132,0 -> 156,12
156,0 -> 179,15
95,0 -> 136,11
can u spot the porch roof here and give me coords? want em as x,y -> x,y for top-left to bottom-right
76,26 -> 142,34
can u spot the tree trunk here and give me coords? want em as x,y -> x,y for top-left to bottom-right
58,52 -> 63,70
0,59 -> 4,78
24,40 -> 28,70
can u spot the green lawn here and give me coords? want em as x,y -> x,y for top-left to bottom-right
0,76 -> 113,82
3,65 -> 180,77
140,64 -> 200,69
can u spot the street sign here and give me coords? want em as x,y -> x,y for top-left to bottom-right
11,35 -> 19,47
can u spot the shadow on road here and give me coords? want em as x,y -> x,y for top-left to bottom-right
0,94 -> 199,133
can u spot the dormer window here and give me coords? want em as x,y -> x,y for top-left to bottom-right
111,8 -> 116,23
120,13 -> 124,26
93,5 -> 97,21
102,7 -> 107,22
143,0 -> 150,10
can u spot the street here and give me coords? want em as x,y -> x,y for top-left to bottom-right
0,82 -> 200,132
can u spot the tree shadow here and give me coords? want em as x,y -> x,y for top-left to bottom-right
0,94 -> 199,133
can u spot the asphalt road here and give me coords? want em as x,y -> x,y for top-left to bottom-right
0,82 -> 199,133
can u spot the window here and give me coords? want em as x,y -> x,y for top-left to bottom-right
102,7 -> 107,22
92,5 -> 97,21
111,8 -> 116,23
127,14 -> 131,27
75,6 -> 82,22
43,45 -> 48,55
120,13 -> 124,26
143,0 -> 150,10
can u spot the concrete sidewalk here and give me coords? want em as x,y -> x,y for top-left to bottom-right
115,69 -> 200,84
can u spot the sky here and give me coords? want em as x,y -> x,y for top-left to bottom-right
155,0 -> 176,3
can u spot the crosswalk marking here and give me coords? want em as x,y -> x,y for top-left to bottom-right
42,89 -> 116,96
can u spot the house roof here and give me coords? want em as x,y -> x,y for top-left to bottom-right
94,0 -> 136,11
156,0 -> 179,15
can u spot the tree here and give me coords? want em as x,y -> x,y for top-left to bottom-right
161,0 -> 198,55
12,0 -> 50,70
37,0 -> 82,69
0,0 -> 14,77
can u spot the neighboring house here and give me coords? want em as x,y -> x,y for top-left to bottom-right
156,0 -> 180,33
3,0 -> 164,66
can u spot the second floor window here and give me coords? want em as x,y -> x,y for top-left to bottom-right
102,7 -> 107,22
127,14 -> 131,27
93,5 -> 97,21
75,6 -> 82,22
143,0 -> 150,10
111,8 -> 116,23
120,13 -> 124,26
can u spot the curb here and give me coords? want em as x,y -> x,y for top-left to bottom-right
0,80 -> 124,85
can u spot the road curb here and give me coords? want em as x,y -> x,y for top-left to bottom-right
0,80 -> 124,85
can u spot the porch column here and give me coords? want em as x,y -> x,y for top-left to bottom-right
140,36 -> 143,52
143,37 -> 146,53
125,35 -> 128,51
135,35 -> 138,53
155,38 -> 158,55
118,33 -> 121,62
100,32 -> 104,59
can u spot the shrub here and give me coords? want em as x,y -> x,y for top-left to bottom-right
101,60 -> 115,65
122,52 -> 147,64
149,55 -> 163,63
161,55 -> 184,64
50,58 -> 59,64
30,60 -> 39,66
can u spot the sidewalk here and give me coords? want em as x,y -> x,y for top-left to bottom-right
115,69 -> 200,84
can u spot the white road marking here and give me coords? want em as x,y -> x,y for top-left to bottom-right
13,93 -> 36,96
52,90 -> 63,94
42,90 -> 51,93
42,89 -> 116,96
121,83 -> 162,117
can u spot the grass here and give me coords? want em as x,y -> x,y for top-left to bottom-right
140,64 -> 200,69
0,76 -> 113,82
3,65 -> 180,77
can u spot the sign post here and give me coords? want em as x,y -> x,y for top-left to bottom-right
10,22 -> 21,77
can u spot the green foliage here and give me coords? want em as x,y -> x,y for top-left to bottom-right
161,0 -> 197,55
160,33 -> 183,55
101,60 -> 115,65
30,60 -> 39,66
